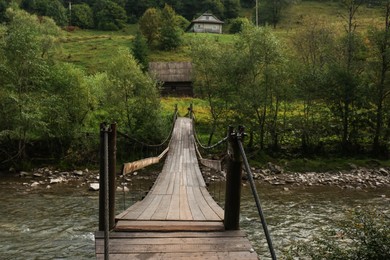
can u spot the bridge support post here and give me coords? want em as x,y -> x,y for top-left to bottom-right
99,123 -> 117,231
224,126 -> 242,230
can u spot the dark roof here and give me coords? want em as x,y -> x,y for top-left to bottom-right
191,12 -> 224,25
149,62 -> 192,82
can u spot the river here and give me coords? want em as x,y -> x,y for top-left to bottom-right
0,175 -> 389,259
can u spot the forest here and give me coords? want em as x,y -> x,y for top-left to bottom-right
0,0 -> 390,171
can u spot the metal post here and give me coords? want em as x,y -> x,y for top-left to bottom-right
224,126 -> 242,230
99,123 -> 106,231
108,123 -> 117,230
237,126 -> 277,260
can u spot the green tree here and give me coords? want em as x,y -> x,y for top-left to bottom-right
103,47 -> 161,140
71,3 -> 94,28
323,0 -> 367,151
257,0 -> 291,28
0,8 -> 60,163
229,17 -> 250,33
368,1 -> 390,154
202,0 -> 224,19
21,0 -> 68,26
0,0 -> 9,23
234,26 -> 285,150
139,7 -> 161,46
191,37 -> 233,145
94,0 -> 127,30
131,30 -> 149,71
159,4 -> 182,50
292,19 -> 335,152
224,0 -> 240,19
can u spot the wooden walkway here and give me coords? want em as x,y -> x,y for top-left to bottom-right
95,117 -> 258,259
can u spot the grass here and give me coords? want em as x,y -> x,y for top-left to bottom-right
55,2 -> 384,73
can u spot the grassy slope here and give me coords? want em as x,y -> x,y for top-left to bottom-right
56,2 -> 383,73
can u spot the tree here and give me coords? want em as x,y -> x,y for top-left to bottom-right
71,3 -> 94,28
234,26 -> 285,150
103,47 -> 161,140
224,0 -> 240,19
93,0 -> 127,30
159,4 -> 182,50
139,7 -> 161,46
292,19 -> 335,152
21,0 -> 68,26
257,0 -> 291,28
368,1 -> 390,154
202,0 -> 224,19
131,30 -> 149,71
0,0 -> 9,23
229,17 -> 250,33
191,37 -> 233,145
0,8 -> 60,163
323,0 -> 367,151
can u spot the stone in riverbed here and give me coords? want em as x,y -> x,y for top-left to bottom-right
73,170 -> 83,176
89,183 -> 99,191
31,182 -> 40,187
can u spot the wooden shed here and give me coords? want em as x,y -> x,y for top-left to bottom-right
149,62 -> 193,96
188,12 -> 224,34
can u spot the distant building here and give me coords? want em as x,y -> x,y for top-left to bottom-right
188,12 -> 224,34
149,62 -> 193,96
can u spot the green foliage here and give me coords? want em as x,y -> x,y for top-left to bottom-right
21,0 -> 68,26
159,4 -> 182,50
93,0 -> 127,31
102,47 -> 162,140
71,3 -> 94,29
257,0 -> 291,28
285,208 -> 390,259
228,17 -> 250,33
223,0 -> 240,19
131,30 -> 149,71
0,0 -> 9,23
139,7 -> 161,45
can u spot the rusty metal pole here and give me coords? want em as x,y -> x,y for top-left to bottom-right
108,123 -> 117,230
224,126 -> 242,230
99,123 -> 106,231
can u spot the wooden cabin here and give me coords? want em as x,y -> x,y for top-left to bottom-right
149,62 -> 193,96
188,12 -> 224,34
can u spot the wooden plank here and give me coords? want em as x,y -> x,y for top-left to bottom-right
95,240 -> 252,254
122,157 -> 160,175
95,230 -> 248,239
200,186 -> 224,219
96,252 -> 258,260
138,195 -> 163,220
179,184 -> 192,220
150,194 -> 171,220
193,187 -> 221,221
114,220 -> 224,232
186,187 -> 206,220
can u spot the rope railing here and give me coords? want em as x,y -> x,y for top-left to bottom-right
190,107 -> 228,151
117,109 -> 178,149
120,107 -> 178,175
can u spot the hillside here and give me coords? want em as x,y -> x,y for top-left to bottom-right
56,1 -> 383,73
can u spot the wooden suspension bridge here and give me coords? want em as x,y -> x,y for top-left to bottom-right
95,114 -> 274,259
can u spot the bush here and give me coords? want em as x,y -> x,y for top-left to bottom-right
285,208 -> 390,259
229,17 -> 251,34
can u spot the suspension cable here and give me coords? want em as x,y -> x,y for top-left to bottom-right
237,129 -> 277,260
117,110 -> 178,148
191,111 -> 228,150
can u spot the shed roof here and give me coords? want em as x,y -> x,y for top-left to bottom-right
149,62 -> 192,82
191,12 -> 224,25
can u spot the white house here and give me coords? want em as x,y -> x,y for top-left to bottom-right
188,12 -> 224,34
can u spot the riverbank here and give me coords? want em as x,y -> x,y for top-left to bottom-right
2,163 -> 389,191
202,163 -> 390,190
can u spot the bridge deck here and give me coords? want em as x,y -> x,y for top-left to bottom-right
95,117 -> 258,259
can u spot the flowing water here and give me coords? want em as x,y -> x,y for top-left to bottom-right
0,175 -> 389,260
